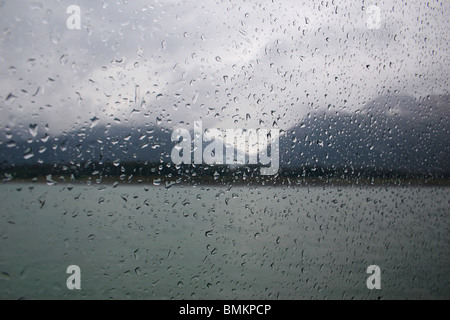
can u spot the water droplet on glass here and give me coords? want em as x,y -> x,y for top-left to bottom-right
90,117 -> 99,129
29,124 -> 38,137
24,148 -> 34,160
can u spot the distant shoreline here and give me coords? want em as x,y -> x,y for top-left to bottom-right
2,175 -> 449,188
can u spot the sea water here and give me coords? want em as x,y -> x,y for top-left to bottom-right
0,183 -> 448,299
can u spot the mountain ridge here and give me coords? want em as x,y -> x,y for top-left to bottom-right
1,93 -> 449,176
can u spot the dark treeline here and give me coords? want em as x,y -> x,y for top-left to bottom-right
1,161 -> 449,184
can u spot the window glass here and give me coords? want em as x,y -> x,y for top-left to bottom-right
0,0 -> 448,299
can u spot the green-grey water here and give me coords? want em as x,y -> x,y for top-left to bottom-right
0,184 -> 448,299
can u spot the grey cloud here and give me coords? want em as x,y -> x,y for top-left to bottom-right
0,0 -> 448,139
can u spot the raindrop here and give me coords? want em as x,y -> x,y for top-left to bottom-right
0,272 -> 10,281
29,124 -> 38,138
192,91 -> 199,104
46,174 -> 56,185
24,148 -> 34,160
50,29 -> 60,44
90,117 -> 99,128
60,54 -> 68,65
5,93 -> 17,102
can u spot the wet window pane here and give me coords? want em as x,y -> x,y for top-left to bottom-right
0,0 -> 449,300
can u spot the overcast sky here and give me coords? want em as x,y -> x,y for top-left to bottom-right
0,0 -> 448,138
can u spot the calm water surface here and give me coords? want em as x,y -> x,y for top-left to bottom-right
0,184 -> 448,299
